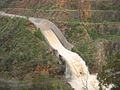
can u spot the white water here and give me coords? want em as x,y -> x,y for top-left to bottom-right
0,12 -> 100,90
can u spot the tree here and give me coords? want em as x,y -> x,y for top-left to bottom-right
78,0 -> 91,21
57,0 -> 68,8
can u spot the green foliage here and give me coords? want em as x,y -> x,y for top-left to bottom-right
65,24 -> 96,68
0,17 -> 54,78
87,29 -> 120,41
0,0 -> 12,8
87,29 -> 99,40
97,1 -> 113,10
31,77 -> 71,90
34,29 -> 44,40
0,17 -> 72,90
65,22 -> 120,89
99,50 -> 120,89
0,0 -> 120,89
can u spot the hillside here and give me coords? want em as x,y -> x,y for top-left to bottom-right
0,0 -> 120,90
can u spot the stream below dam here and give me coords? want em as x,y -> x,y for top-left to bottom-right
0,11 -> 114,90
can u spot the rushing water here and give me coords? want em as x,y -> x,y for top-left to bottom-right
29,18 -> 100,90
0,11 -> 99,90
0,11 -> 101,90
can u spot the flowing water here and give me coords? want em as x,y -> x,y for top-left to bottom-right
0,11 -> 100,90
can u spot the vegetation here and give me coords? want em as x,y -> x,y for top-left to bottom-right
0,0 -> 11,8
0,17 -> 71,90
0,0 -> 120,90
65,22 -> 120,89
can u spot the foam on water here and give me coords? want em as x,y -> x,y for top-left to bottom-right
0,11 -> 114,90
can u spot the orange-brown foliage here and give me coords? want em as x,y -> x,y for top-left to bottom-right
34,64 -> 59,76
80,0 -> 91,20
57,0 -> 68,8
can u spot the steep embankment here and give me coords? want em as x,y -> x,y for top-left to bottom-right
0,15 -> 72,90
0,0 -> 120,89
0,12 -> 99,90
